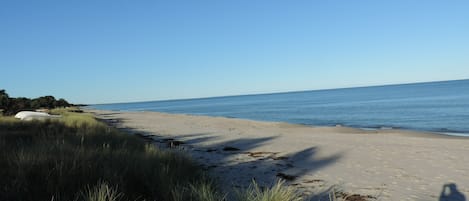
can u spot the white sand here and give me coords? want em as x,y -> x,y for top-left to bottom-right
89,110 -> 469,201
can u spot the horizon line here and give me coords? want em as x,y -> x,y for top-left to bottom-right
90,78 -> 469,105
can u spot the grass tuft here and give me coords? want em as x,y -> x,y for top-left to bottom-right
79,181 -> 123,201
235,180 -> 302,201
190,181 -> 226,201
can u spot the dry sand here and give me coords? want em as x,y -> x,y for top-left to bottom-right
88,109 -> 469,201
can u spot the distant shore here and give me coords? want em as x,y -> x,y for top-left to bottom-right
88,109 -> 469,201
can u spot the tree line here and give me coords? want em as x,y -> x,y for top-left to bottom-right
0,89 -> 71,115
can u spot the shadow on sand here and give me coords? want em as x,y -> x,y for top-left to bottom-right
97,115 -> 378,200
152,133 -> 339,181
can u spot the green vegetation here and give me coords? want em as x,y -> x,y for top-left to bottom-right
235,180 -> 302,201
0,89 -> 72,115
0,88 -> 356,201
0,109 -> 310,201
0,109 -> 219,201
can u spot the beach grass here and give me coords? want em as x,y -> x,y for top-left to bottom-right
0,109 -> 216,201
0,109 -> 312,201
235,180 -> 303,201
79,181 -> 124,201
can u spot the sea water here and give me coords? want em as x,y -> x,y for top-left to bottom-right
91,79 -> 469,136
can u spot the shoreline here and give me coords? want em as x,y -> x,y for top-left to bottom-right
87,109 -> 469,201
86,108 -> 469,138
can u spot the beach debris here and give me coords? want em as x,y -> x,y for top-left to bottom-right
222,146 -> 240,151
271,156 -> 289,160
246,151 -> 275,158
335,192 -> 376,201
303,179 -> 324,183
206,148 -> 217,152
14,111 -> 61,121
244,151 -> 289,160
276,172 -> 297,181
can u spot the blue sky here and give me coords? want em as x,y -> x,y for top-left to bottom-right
1,1 -> 468,104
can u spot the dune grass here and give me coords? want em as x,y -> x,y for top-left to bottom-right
79,182 -> 123,201
0,109 -> 219,201
235,180 -> 303,201
0,108 -> 321,201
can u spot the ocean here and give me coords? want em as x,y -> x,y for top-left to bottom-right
90,79 -> 469,136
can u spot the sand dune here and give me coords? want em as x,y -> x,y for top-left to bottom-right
89,109 -> 469,201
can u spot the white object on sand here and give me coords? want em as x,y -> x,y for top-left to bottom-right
14,111 -> 61,121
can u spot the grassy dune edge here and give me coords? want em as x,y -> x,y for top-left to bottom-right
1,108 -> 322,201
1,109 -> 214,201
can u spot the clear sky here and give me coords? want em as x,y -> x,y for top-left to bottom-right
1,1 -> 468,104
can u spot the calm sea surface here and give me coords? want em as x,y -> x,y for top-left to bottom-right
91,80 -> 469,136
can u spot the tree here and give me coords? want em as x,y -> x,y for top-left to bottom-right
32,96 -> 57,108
0,89 -> 10,109
0,90 -> 72,115
56,98 -> 70,108
7,97 -> 32,115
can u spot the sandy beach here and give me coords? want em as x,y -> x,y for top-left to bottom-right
89,109 -> 469,201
